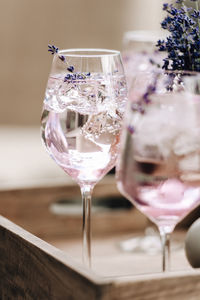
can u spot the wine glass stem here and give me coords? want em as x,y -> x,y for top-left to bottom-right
81,185 -> 93,268
160,230 -> 171,272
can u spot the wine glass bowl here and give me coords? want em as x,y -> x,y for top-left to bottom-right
122,30 -> 165,90
41,48 -> 127,267
116,71 -> 200,271
123,30 -> 161,54
41,49 -> 126,185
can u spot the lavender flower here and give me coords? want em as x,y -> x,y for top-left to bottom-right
130,74 -> 159,117
64,74 -> 72,82
48,44 -> 58,55
127,125 -> 135,135
48,44 -> 66,62
59,55 -> 66,62
48,44 -> 91,82
157,0 -> 200,71
67,66 -> 74,72
64,72 -> 91,82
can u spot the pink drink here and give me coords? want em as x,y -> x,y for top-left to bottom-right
117,93 -> 200,231
41,73 -> 127,186
118,159 -> 200,231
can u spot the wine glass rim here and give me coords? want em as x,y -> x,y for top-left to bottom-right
58,48 -> 120,57
123,30 -> 164,43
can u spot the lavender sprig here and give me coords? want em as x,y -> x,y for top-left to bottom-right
48,44 -> 91,81
157,0 -> 200,71
67,66 -> 74,72
48,44 -> 66,62
59,55 -> 66,62
64,72 -> 91,82
48,44 -> 58,55
130,75 -> 159,121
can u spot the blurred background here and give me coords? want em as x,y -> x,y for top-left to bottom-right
0,0 -> 165,126
0,0 -> 165,185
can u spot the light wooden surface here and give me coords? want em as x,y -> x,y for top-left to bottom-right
110,271 -> 200,300
50,231 -> 190,277
1,215 -> 200,300
0,174 -> 147,239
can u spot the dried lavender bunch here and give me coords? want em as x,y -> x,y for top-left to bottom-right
157,0 -> 200,71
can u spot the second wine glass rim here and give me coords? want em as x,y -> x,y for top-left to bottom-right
58,48 -> 120,57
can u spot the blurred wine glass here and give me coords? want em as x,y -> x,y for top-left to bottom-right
120,31 -> 165,254
122,30 -> 165,89
116,70 -> 200,271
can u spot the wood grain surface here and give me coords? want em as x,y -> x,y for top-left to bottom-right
1,215 -> 200,299
110,271 -> 200,300
0,216 -> 110,300
0,176 -> 147,240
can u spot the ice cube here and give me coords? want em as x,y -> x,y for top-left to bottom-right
44,91 -> 66,113
173,131 -> 200,156
81,111 -> 120,147
78,84 -> 94,98
58,86 -> 79,105
179,153 -> 200,172
133,93 -> 200,162
133,104 -> 176,161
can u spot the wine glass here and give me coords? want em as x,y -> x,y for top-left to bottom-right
116,70 -> 200,272
122,30 -> 165,89
41,48 -> 127,268
120,31 -> 165,254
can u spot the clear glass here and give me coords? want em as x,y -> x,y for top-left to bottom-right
116,70 -> 200,272
121,31 -> 165,254
123,30 -> 161,53
122,30 -> 166,90
41,48 -> 127,268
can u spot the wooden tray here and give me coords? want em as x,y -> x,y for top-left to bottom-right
1,176 -> 200,299
1,216 -> 200,300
